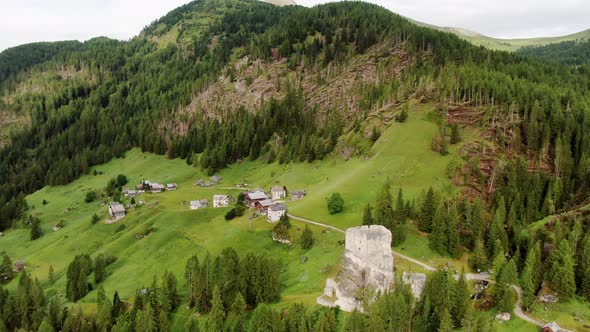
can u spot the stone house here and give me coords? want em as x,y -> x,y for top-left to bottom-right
271,186 -> 286,200
291,190 -> 306,201
245,190 -> 268,208
108,202 -> 126,220
255,199 -> 274,213
166,183 -> 177,190
210,175 -> 222,184
267,204 -> 287,222
190,199 -> 208,210
213,195 -> 229,208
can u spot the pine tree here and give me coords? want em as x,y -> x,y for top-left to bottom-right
135,304 -> 156,332
419,187 -> 437,232
430,205 -> 448,255
30,217 -> 43,240
374,181 -> 395,230
453,271 -> 470,326
0,251 -> 15,281
548,241 -> 576,300
438,308 -> 454,332
447,206 -> 461,258
112,291 -> 123,319
470,238 -> 488,271
185,318 -> 200,332
300,226 -> 314,249
450,124 -> 461,144
158,311 -> 169,332
209,286 -> 225,331
344,310 -> 366,332
579,234 -> 590,300
395,188 -> 406,222
362,203 -> 374,225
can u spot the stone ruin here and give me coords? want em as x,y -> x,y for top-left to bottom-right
317,225 -> 394,312
402,272 -> 426,299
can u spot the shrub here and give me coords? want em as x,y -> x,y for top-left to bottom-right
327,193 -> 344,214
85,191 -> 97,203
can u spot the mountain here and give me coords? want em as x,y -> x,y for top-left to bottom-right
2,0 -> 590,330
409,17 -> 590,52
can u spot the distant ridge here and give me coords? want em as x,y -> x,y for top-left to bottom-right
407,16 -> 590,52
261,0 -> 296,6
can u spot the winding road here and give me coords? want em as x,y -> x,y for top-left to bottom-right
287,213 -> 567,331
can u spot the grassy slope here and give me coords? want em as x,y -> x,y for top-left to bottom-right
1,103 -> 465,327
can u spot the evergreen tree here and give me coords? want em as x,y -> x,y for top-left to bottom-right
209,286 -> 225,331
438,308 -> 454,332
344,310 -> 366,332
30,217 -> 43,240
548,240 -> 576,300
395,188 -> 406,221
419,187 -> 437,232
135,304 -> 156,332
185,318 -> 199,332
453,271 -> 470,326
450,124 -> 461,144
430,205 -> 448,255
362,203 -> 374,225
579,234 -> 590,300
0,251 -> 15,282
447,206 -> 461,258
300,226 -> 314,249
470,238 -> 488,271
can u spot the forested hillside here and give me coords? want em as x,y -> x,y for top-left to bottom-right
516,39 -> 590,65
2,0 -> 590,330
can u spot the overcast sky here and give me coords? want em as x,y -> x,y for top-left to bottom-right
1,0 -> 588,52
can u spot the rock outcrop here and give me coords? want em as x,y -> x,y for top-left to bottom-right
317,225 -> 394,312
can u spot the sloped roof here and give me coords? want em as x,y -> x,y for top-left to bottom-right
213,195 -> 229,200
109,203 -> 126,213
269,204 -> 287,211
271,186 -> 285,192
247,191 -> 267,200
258,199 -> 274,207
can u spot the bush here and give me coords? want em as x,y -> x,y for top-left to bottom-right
327,193 -> 344,214
85,191 -> 97,203
91,213 -> 100,225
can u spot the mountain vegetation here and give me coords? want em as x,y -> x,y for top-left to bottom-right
516,39 -> 590,65
2,0 -> 590,330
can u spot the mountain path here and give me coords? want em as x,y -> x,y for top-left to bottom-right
287,212 -> 566,330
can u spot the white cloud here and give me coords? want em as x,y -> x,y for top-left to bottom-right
0,0 -> 588,52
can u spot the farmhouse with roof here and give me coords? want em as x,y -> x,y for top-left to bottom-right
150,183 -> 165,193
108,203 -> 126,220
291,190 -> 306,201
213,195 -> 229,208
123,189 -> 137,198
166,183 -> 177,190
256,199 -> 274,213
190,199 -> 208,210
245,190 -> 268,208
13,260 -> 25,272
210,175 -> 222,184
271,186 -> 286,200
267,204 -> 287,222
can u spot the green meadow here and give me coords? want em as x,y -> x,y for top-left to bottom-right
1,103 -> 462,322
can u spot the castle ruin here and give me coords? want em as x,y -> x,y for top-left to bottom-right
317,225 -> 394,312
